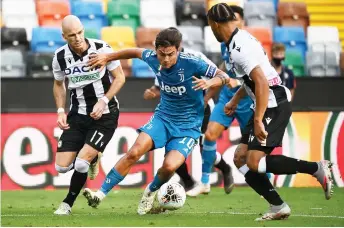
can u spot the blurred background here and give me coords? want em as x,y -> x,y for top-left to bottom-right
1,0 -> 343,190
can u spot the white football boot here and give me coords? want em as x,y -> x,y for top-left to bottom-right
54,202 -> 71,215
88,152 -> 102,180
83,188 -> 105,208
255,203 -> 291,221
313,160 -> 334,200
137,184 -> 157,215
186,182 -> 210,197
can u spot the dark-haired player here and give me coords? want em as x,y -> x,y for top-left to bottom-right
82,27 -> 234,215
207,3 -> 333,221
143,46 -> 234,196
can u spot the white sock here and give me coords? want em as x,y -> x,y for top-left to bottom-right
258,156 -> 267,173
238,164 -> 249,175
214,152 -> 222,165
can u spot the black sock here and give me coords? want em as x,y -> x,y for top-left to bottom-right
214,156 -> 230,174
245,171 -> 284,206
266,155 -> 318,175
176,162 -> 194,189
63,170 -> 87,207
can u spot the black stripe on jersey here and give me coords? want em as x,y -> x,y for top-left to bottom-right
70,89 -> 79,113
243,75 -> 288,104
56,49 -> 66,71
243,75 -> 255,93
94,42 -> 103,50
270,86 -> 288,104
101,71 -> 118,112
83,84 -> 98,114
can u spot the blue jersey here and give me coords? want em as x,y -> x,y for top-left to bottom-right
142,49 -> 217,130
220,42 -> 252,112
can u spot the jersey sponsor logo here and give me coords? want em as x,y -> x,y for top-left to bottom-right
160,81 -> 186,95
64,65 -> 99,76
268,77 -> 282,86
70,72 -> 101,83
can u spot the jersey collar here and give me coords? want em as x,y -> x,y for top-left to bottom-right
68,38 -> 91,62
225,28 -> 239,49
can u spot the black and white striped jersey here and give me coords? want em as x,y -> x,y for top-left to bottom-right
226,28 -> 291,108
52,38 -> 120,115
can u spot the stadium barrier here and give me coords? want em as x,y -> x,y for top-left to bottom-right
1,111 -> 343,190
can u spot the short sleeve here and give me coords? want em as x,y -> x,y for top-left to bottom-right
101,43 -> 121,71
52,54 -> 64,81
231,49 -> 260,77
194,58 -> 217,78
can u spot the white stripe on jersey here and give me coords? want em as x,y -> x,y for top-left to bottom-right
76,88 -> 87,115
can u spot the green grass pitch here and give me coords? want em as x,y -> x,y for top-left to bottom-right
1,187 -> 344,227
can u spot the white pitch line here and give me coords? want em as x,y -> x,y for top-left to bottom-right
1,212 -> 344,219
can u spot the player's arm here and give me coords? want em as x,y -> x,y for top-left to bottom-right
144,77 -> 161,100
144,85 -> 160,100
88,48 -> 145,70
52,55 -> 69,130
250,67 -> 269,122
230,84 -> 247,104
91,46 -> 126,120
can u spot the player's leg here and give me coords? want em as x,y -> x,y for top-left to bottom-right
59,113 -> 118,214
175,161 -> 194,191
247,102 -> 333,201
54,114 -> 85,215
175,105 -> 210,192
188,102 -> 233,196
137,136 -> 196,215
84,115 -> 167,208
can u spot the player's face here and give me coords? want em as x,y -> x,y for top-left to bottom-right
156,46 -> 179,69
207,18 -> 224,42
233,13 -> 244,29
63,25 -> 85,50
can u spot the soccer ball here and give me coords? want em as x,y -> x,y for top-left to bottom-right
157,182 -> 186,210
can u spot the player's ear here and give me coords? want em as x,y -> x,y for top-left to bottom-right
62,33 -> 67,42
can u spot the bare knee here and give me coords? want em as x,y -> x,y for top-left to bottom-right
233,144 -> 248,168
205,130 -> 218,142
246,152 -> 265,172
126,146 -> 144,164
158,162 -> 176,180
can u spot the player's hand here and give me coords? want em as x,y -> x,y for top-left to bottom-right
224,100 -> 237,116
227,78 -> 238,88
87,53 -> 108,71
143,89 -> 157,100
57,113 -> 70,130
254,120 -> 268,144
192,76 -> 211,91
90,99 -> 106,120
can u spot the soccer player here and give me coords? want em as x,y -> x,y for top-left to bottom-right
52,15 -> 125,215
83,27 -> 232,215
187,5 -> 252,197
207,3 -> 333,221
143,47 -> 234,194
